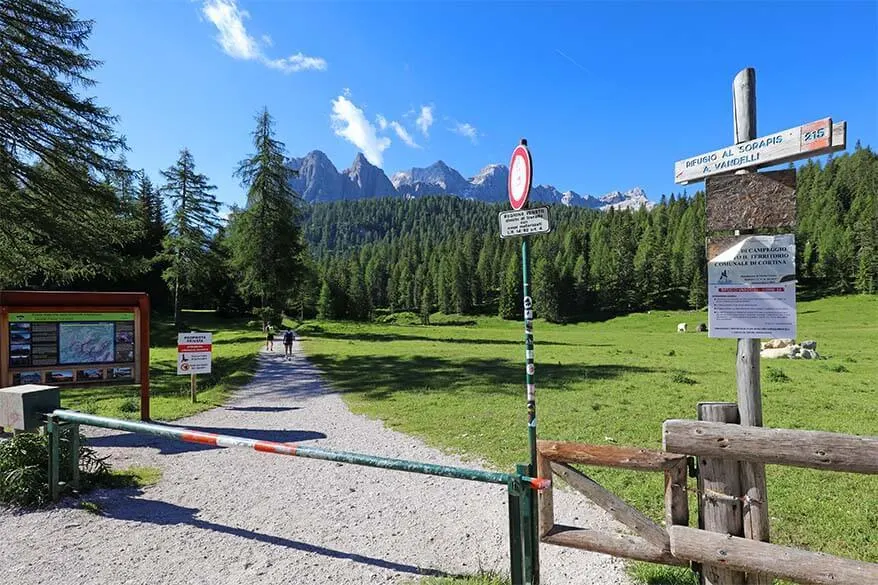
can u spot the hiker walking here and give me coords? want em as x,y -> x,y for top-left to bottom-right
282,329 -> 294,360
265,323 -> 275,351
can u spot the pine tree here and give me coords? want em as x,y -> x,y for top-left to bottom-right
534,258 -> 561,323
499,252 -> 522,320
226,108 -> 305,316
159,148 -> 221,327
0,0 -> 131,285
316,279 -> 333,320
419,282 -> 433,325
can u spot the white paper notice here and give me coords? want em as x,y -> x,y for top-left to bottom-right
708,234 -> 797,339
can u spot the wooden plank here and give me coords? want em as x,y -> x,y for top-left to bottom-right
663,419 -> 878,474
706,169 -> 796,231
674,117 -> 845,185
664,459 -> 689,529
670,526 -> 878,585
696,402 -> 745,585
550,462 -> 669,551
537,449 -> 554,537
537,440 -> 686,471
542,524 -> 687,567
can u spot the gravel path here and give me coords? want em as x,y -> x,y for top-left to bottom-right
0,340 -> 634,585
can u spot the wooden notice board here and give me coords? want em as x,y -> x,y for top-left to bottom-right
0,291 -> 152,420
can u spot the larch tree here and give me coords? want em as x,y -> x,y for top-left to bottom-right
0,0 -> 131,286
226,108 -> 304,322
159,148 -> 221,327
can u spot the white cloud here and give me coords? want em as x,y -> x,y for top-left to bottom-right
415,105 -> 434,137
202,0 -> 259,59
330,95 -> 391,167
390,121 -> 421,149
264,53 -> 327,73
376,114 -> 389,131
202,0 -> 326,73
451,121 -> 479,144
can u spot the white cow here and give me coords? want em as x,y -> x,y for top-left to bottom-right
677,323 -> 687,333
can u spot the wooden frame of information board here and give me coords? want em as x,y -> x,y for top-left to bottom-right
0,291 -> 151,421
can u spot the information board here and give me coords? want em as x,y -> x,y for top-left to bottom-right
6,312 -> 136,385
707,235 -> 797,339
177,332 -> 212,375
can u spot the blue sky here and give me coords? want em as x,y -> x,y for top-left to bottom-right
71,0 -> 877,210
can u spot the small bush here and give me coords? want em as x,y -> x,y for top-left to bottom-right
671,370 -> 697,385
0,431 -> 111,509
377,311 -> 420,326
118,399 -> 139,413
766,367 -> 791,383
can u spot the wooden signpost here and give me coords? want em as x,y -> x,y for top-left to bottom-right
673,67 -> 848,585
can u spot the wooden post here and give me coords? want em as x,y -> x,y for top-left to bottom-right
732,68 -> 771,585
696,402 -> 745,585
537,449 -> 554,538
664,459 -> 689,530
190,373 -> 196,403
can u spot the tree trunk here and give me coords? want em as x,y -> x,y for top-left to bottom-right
173,275 -> 181,329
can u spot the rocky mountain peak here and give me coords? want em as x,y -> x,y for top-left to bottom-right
288,150 -> 652,210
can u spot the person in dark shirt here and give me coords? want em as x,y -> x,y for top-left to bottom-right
282,329 -> 294,360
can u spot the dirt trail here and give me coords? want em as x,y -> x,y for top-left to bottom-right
0,340 -> 632,584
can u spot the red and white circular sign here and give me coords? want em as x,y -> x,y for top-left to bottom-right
508,143 -> 532,210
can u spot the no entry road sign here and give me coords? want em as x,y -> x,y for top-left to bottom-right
508,141 -> 533,210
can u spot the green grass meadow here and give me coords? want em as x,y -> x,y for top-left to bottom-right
299,295 -> 877,579
61,310 -> 263,421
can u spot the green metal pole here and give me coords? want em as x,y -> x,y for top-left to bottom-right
518,463 -> 536,584
47,416 -> 60,502
522,239 -> 536,470
69,423 -> 80,490
508,478 -> 524,585
49,409 -> 551,490
521,238 -> 540,583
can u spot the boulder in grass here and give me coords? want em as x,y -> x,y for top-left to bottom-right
761,347 -> 793,359
801,340 -> 817,350
762,338 -> 795,349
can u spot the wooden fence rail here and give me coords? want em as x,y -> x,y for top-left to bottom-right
663,419 -> 878,474
536,441 -> 689,568
670,526 -> 878,585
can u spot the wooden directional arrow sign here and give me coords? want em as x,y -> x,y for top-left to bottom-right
674,118 -> 847,185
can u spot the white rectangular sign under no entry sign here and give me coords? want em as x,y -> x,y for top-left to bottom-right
708,234 -> 796,339
177,332 -> 212,375
499,207 -> 551,238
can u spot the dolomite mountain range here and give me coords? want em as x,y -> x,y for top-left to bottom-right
288,150 -> 653,210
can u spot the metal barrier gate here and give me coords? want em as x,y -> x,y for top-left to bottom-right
46,409 -> 550,585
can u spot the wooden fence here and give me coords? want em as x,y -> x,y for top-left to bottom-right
536,410 -> 878,585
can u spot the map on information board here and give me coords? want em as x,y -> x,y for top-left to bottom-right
59,322 -> 115,364
5,311 -> 137,386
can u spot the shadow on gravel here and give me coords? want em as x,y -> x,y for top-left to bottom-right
92,490 -> 459,578
224,406 -> 301,413
88,427 -> 327,455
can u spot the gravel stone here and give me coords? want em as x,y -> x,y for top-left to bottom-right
0,341 -> 634,584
